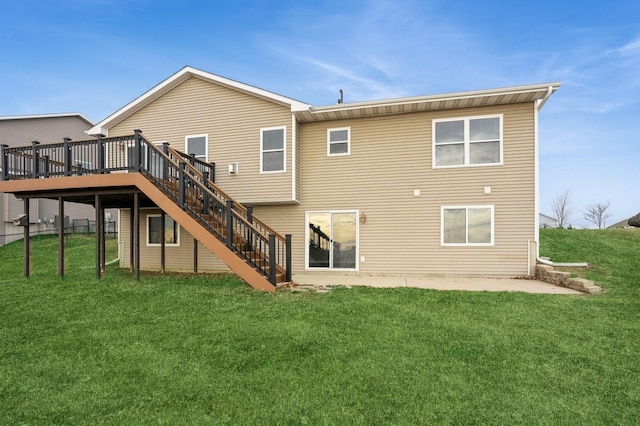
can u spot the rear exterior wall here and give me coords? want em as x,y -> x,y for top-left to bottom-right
253,101 -> 537,277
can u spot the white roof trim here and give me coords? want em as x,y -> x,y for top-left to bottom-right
293,82 -> 561,122
89,66 -> 311,135
313,82 -> 561,113
0,113 -> 94,125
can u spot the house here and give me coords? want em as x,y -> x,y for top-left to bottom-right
608,218 -> 630,228
0,114 -> 116,245
539,213 -> 559,228
0,66 -> 560,291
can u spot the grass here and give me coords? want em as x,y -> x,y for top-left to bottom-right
0,230 -> 639,424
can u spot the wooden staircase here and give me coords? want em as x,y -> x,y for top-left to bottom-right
135,137 -> 291,291
158,176 -> 288,285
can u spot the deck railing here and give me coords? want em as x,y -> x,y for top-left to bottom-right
0,131 -> 291,285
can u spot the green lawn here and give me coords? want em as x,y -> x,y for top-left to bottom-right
0,230 -> 639,424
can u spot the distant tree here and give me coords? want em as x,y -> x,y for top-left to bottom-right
551,190 -> 573,228
629,212 -> 640,227
584,200 -> 613,229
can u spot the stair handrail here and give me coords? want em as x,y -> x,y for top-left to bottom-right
139,137 -> 289,282
164,145 -> 285,243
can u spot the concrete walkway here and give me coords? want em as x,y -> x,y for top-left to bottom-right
291,274 -> 583,295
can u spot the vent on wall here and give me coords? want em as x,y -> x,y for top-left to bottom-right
228,162 -> 239,175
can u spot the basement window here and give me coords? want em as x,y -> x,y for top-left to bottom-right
147,214 -> 180,246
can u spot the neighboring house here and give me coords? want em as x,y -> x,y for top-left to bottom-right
608,218 -> 630,228
0,114 -> 117,245
0,67 -> 560,291
539,213 -> 559,228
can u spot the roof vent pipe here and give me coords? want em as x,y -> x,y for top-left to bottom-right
337,89 -> 343,104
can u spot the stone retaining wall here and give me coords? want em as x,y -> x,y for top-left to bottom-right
535,264 -> 602,294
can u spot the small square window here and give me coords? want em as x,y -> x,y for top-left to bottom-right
327,127 -> 351,156
185,134 -> 207,162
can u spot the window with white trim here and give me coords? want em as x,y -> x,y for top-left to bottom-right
306,210 -> 358,270
261,127 -> 286,173
433,115 -> 502,167
327,127 -> 350,156
147,214 -> 179,246
441,206 -> 493,246
185,134 -> 208,162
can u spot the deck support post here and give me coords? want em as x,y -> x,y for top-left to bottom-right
101,205 -> 106,272
285,234 -> 292,282
95,194 -> 104,279
160,210 -> 166,273
23,198 -> 30,277
133,192 -> 140,281
129,206 -> 134,270
193,238 -> 198,273
58,196 -> 64,277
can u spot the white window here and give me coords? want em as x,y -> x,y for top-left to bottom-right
433,115 -> 502,168
147,214 -> 180,246
260,126 -> 286,173
306,210 -> 358,270
327,127 -> 351,156
185,134 -> 208,162
441,206 -> 494,246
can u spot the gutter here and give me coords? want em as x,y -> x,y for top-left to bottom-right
537,86 -> 554,111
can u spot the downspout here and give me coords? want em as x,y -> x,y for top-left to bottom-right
536,257 -> 588,268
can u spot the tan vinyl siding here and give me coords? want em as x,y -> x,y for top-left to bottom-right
114,91 -> 537,278
119,209 -> 229,272
109,76 -> 295,204
295,118 -> 301,201
253,102 -> 537,277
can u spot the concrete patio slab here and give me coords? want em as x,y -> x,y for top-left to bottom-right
291,274 -> 583,295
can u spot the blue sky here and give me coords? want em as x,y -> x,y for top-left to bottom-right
1,0 -> 638,226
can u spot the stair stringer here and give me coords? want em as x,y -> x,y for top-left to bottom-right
134,174 -> 276,292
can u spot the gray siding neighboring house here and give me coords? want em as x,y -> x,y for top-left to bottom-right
0,114 -> 116,245
539,213 -> 559,228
